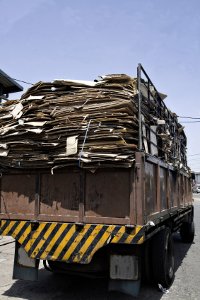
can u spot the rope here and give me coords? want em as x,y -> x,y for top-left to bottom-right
78,119 -> 91,166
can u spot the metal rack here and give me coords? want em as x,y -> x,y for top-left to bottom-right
137,64 -> 187,168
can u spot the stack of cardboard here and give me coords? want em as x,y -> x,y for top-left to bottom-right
0,74 -> 188,171
0,75 -> 139,169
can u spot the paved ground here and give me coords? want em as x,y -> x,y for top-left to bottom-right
0,196 -> 200,300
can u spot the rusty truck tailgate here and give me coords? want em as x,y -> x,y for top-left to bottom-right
0,168 -> 133,225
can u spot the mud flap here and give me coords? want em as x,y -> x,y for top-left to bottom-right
109,279 -> 141,297
13,242 -> 39,281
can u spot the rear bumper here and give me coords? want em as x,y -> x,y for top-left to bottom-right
0,220 -> 145,264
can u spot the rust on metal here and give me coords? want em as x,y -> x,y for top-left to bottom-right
0,156 -> 193,226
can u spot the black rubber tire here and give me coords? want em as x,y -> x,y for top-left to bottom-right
150,228 -> 175,288
141,241 -> 151,283
180,221 -> 195,243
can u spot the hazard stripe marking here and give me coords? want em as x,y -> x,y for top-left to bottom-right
0,220 -> 10,234
16,223 -> 31,244
39,223 -> 66,260
18,225 -> 32,245
44,224 -> 73,260
26,223 -> 52,255
0,220 -> 32,244
128,228 -> 145,244
51,225 -> 77,260
110,226 -> 125,243
137,236 -> 144,244
116,232 -> 129,244
12,221 -> 27,239
66,225 -> 96,262
30,223 -> 58,258
6,221 -> 20,236
79,225 -> 107,263
59,225 -> 96,261
0,220 -> 145,263
83,225 -> 120,264
123,226 -> 144,244
2,221 -> 16,236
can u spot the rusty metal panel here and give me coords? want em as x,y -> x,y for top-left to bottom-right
186,178 -> 193,204
181,175 -> 192,207
0,174 -> 35,217
156,164 -> 161,214
0,157 -> 193,226
169,172 -> 178,208
179,174 -> 184,207
144,162 -> 157,216
160,167 -> 167,210
143,158 -> 193,222
39,172 -> 80,219
129,168 -> 136,224
135,152 -> 145,225
182,176 -> 186,207
85,169 -> 130,219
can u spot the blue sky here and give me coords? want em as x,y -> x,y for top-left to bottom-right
1,0 -> 200,170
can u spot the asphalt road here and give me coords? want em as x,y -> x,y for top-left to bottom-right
0,196 -> 200,300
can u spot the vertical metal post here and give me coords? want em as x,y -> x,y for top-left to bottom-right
34,173 -> 40,220
79,169 -> 85,222
166,169 -> 170,209
129,168 -> 136,224
135,152 -> 145,224
156,163 -> 161,213
137,64 -> 142,151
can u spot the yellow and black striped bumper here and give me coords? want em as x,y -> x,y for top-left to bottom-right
0,220 -> 145,264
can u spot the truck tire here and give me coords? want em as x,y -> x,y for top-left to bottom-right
150,228 -> 175,288
180,221 -> 195,243
141,241 -> 151,283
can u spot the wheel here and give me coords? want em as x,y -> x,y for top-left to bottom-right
180,221 -> 195,243
150,228 -> 175,288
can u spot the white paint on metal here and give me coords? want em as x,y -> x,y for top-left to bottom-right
18,247 -> 36,267
110,255 -> 139,280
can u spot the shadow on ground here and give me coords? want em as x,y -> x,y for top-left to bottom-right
3,233 -> 192,300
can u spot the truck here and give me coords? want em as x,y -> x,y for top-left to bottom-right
0,64 -> 194,296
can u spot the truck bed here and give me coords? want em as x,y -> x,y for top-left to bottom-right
0,152 -> 193,226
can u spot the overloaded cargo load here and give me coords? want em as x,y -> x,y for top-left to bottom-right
0,64 -> 194,297
0,69 -> 188,171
